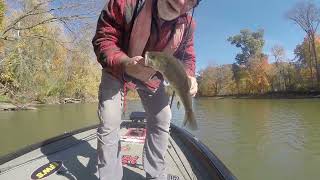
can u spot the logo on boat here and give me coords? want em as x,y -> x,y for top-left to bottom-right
31,161 -> 63,179
168,174 -> 180,180
122,155 -> 139,166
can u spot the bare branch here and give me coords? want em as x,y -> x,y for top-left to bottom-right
286,0 -> 320,86
1,0 -> 99,38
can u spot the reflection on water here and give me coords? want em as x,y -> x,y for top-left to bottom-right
0,103 -> 100,156
188,98 -> 320,180
1,98 -> 320,180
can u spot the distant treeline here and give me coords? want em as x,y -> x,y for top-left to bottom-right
197,33 -> 320,96
198,1 -> 320,97
1,0 -> 320,104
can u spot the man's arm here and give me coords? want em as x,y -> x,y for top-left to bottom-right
92,0 -> 154,81
175,20 -> 196,77
175,19 -> 197,96
92,0 -> 129,68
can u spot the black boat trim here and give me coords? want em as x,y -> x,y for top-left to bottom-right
170,124 -> 237,180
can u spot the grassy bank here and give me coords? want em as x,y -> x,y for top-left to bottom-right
0,95 -> 10,102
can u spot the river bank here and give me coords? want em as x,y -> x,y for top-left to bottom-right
0,92 -> 139,111
2,90 -> 320,111
0,97 -> 86,111
0,102 -> 37,111
199,91 -> 320,99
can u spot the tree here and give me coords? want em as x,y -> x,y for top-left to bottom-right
198,65 -> 236,96
0,0 -> 4,59
228,29 -> 268,94
271,45 -> 289,91
0,0 -> 102,103
231,63 -> 242,94
227,29 -> 265,66
246,55 -> 271,94
287,0 -> 320,87
1,0 -> 99,42
294,37 -> 320,88
0,0 -> 4,27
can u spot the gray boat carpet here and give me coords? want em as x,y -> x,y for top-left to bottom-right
0,127 -> 197,180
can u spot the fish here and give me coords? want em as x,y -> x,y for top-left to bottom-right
145,51 -> 197,129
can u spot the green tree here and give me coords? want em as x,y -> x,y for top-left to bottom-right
228,29 -> 269,94
227,29 -> 265,66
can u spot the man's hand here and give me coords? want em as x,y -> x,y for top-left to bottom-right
122,56 -> 144,65
122,56 -> 156,82
188,76 -> 198,97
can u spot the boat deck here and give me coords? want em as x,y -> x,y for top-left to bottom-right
0,122 -> 197,180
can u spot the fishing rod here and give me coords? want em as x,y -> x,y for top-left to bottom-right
170,91 -> 176,108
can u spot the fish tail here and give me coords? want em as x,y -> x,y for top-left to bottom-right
183,110 -> 198,130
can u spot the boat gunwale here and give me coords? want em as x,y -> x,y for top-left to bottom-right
170,124 -> 237,180
1,121 -> 237,180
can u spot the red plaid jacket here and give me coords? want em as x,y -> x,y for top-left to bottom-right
92,0 -> 196,90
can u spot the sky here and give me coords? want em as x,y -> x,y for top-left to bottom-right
193,0 -> 320,70
8,0 -> 318,72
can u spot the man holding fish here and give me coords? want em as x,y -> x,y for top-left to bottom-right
92,0 -> 201,179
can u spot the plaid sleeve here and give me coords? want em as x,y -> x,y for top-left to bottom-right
92,0 -> 127,68
175,18 -> 196,77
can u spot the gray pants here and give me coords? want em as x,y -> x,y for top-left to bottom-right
97,71 -> 171,180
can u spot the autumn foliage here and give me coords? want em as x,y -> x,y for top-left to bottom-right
0,0 -> 101,103
198,28 -> 320,97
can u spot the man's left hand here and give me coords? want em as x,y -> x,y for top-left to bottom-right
125,58 -> 157,82
188,76 -> 198,97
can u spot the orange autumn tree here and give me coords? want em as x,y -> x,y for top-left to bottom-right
294,35 -> 320,89
198,64 -> 236,96
246,55 -> 270,94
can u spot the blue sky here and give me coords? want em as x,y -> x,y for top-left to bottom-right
193,0 -> 320,70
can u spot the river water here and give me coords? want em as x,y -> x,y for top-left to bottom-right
0,98 -> 319,180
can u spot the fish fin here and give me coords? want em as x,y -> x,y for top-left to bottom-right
177,101 -> 180,110
144,52 -> 149,66
183,110 -> 198,130
187,77 -> 192,89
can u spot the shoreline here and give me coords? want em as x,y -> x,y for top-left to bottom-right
2,92 -> 320,111
198,92 -> 320,99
